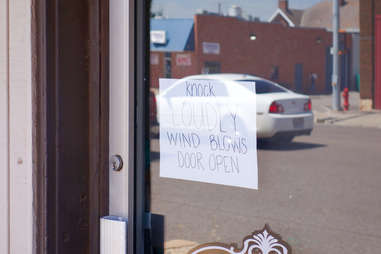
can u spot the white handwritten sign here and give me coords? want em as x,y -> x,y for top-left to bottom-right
159,78 -> 258,189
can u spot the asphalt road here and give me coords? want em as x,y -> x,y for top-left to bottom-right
149,124 -> 381,254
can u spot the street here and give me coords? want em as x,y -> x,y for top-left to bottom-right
150,124 -> 381,254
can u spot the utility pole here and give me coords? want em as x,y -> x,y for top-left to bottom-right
332,0 -> 341,110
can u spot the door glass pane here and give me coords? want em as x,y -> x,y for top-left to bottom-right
148,1 -> 381,253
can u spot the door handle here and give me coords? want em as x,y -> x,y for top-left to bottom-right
110,154 -> 123,171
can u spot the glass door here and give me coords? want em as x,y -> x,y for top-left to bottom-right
146,1 -> 381,253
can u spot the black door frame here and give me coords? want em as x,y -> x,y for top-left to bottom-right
130,0 -> 151,253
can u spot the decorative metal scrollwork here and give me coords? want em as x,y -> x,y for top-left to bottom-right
189,224 -> 290,254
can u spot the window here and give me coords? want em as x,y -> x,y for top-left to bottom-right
147,1 -> 380,254
164,52 -> 171,78
203,62 -> 221,74
239,79 -> 287,94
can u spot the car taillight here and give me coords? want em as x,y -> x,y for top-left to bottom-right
269,101 -> 284,113
304,99 -> 312,112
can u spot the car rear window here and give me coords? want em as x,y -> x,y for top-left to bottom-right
238,79 -> 287,94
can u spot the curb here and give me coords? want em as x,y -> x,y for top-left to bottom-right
315,116 -> 337,124
314,110 -> 381,129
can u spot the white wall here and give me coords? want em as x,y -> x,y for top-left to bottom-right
0,0 -> 9,252
0,0 -> 33,253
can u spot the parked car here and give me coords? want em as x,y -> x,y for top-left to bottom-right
157,74 -> 313,143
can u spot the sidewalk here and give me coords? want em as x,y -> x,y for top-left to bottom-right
164,240 -> 198,254
311,92 -> 381,129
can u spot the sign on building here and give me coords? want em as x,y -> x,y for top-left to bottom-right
159,78 -> 258,189
150,30 -> 166,44
202,42 -> 220,55
176,54 -> 192,66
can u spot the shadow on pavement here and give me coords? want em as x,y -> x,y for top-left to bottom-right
258,141 -> 326,151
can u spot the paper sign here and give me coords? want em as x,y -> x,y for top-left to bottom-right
159,78 -> 258,189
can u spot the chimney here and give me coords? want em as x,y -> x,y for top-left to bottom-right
279,0 -> 289,11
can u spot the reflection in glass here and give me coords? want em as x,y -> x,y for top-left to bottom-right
148,1 -> 381,254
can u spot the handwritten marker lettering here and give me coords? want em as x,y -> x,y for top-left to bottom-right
160,78 -> 258,189
186,81 -> 215,97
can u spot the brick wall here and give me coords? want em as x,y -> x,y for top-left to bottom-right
272,14 -> 290,27
194,15 -> 332,93
150,51 -> 199,88
150,52 -> 164,88
360,0 -> 381,105
360,0 -> 374,100
151,15 -> 340,94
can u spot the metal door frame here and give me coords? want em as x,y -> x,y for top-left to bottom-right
131,0 -> 151,252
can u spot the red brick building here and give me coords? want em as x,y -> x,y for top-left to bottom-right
360,0 -> 381,109
269,0 -> 360,95
150,14 -> 353,94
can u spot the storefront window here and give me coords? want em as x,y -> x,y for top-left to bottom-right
148,1 -> 381,253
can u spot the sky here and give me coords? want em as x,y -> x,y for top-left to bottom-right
151,0 -> 325,21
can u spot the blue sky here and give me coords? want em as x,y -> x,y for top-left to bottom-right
151,0 -> 325,21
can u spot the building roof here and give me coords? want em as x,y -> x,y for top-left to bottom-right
268,8 -> 305,27
268,0 -> 359,31
300,0 -> 359,31
287,9 -> 304,26
150,19 -> 194,52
